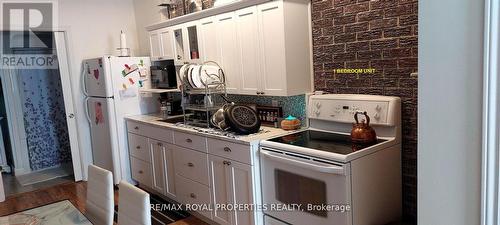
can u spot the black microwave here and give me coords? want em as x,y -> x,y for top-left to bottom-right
150,60 -> 177,89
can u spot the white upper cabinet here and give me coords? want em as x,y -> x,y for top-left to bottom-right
235,7 -> 261,95
170,21 -> 202,65
256,1 -> 311,96
199,17 -> 219,63
149,31 -> 161,59
257,2 -> 287,96
172,25 -> 185,64
184,21 -> 202,64
149,28 -> 175,61
216,12 -> 241,94
148,0 -> 311,96
159,28 -> 174,60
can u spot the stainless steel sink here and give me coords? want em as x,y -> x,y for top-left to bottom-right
157,116 -> 185,124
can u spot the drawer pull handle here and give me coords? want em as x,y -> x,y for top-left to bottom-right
190,193 -> 197,199
223,161 -> 232,166
158,143 -> 163,147
138,170 -> 144,174
186,138 -> 193,143
134,126 -> 139,130
136,146 -> 141,149
223,147 -> 231,152
187,162 -> 194,167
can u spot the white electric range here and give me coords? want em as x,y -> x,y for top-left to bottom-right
260,94 -> 402,225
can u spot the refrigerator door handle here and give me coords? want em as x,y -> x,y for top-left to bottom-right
84,97 -> 92,124
82,64 -> 89,97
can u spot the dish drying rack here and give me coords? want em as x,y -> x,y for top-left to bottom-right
180,61 -> 227,128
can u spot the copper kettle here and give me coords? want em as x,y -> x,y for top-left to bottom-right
351,111 -> 377,144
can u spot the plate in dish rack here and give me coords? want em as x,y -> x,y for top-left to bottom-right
190,65 -> 204,88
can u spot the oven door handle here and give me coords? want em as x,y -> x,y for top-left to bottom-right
261,150 -> 346,175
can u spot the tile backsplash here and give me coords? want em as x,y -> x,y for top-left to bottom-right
227,94 -> 307,120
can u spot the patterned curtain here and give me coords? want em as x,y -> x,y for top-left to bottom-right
18,68 -> 72,171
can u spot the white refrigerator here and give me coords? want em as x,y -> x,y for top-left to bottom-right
83,56 -> 157,184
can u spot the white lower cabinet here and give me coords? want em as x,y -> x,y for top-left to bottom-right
128,124 -> 258,225
150,140 -> 166,194
210,155 -> 254,225
130,156 -> 152,188
162,143 -> 177,200
149,140 -> 177,200
175,174 -> 213,219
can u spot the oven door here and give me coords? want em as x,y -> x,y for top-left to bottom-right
260,148 -> 352,225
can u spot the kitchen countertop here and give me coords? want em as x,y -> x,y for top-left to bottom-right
125,114 -> 299,145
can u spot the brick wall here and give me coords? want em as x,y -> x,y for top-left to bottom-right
311,0 -> 418,221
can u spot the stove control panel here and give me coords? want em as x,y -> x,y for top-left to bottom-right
308,95 -> 400,125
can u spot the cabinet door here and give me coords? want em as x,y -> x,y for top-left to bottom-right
209,155 -> 233,225
199,17 -> 220,63
257,1 -> 287,96
149,31 -> 161,59
172,26 -> 186,65
159,28 -> 174,60
150,140 -> 166,195
184,21 -> 202,64
228,160 -> 254,225
235,7 -> 261,95
210,155 -> 255,225
163,143 -> 177,200
216,12 -> 241,94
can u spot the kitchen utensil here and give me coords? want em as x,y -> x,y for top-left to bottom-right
224,104 -> 261,134
200,64 -> 222,87
211,103 -> 232,130
350,111 -> 377,144
280,115 -> 301,130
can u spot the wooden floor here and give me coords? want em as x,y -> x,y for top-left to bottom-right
2,173 -> 75,197
0,181 -> 208,225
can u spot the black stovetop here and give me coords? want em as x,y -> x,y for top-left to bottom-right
268,130 -> 387,155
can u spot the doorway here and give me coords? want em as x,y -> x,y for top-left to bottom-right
0,31 -> 82,197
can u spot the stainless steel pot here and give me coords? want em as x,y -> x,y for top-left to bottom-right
211,103 -> 232,130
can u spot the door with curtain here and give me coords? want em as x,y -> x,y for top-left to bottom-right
0,31 -> 82,199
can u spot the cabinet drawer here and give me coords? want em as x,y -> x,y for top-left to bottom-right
173,131 -> 207,152
173,146 -> 209,186
127,121 -> 174,143
207,139 -> 252,165
130,157 -> 152,187
175,174 -> 212,219
128,133 -> 150,162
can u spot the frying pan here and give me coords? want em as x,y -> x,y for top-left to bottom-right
224,104 -> 261,134
210,96 -> 261,134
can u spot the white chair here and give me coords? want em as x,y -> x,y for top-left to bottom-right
118,181 -> 151,225
0,170 -> 4,202
86,165 -> 114,225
